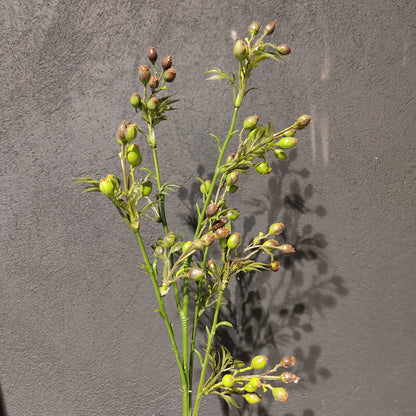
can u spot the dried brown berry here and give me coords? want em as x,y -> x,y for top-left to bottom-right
278,244 -> 296,254
280,356 -> 296,368
148,75 -> 159,89
206,203 -> 218,218
162,56 -> 173,70
211,219 -> 227,231
264,20 -> 276,35
277,44 -> 291,55
270,261 -> 280,271
280,371 -> 299,383
164,68 -> 176,82
215,227 -> 230,240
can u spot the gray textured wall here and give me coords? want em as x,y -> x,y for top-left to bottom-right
1,0 -> 415,415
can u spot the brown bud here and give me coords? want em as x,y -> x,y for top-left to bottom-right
264,20 -> 276,35
148,47 -> 157,64
211,219 -> 227,231
207,259 -> 217,270
277,44 -> 291,55
270,261 -> 280,271
201,232 -> 215,247
226,152 -> 235,163
206,203 -> 218,218
215,227 -> 230,240
116,120 -> 128,142
280,371 -> 300,383
164,68 -> 176,82
162,55 -> 173,70
188,267 -> 204,281
280,356 -> 296,368
295,114 -> 312,130
148,75 -> 159,89
278,244 -> 295,254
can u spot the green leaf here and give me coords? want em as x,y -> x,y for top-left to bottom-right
210,133 -> 221,153
141,167 -> 157,180
216,321 -> 233,329
194,349 -> 204,367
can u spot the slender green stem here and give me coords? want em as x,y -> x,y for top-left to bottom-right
192,290 -> 224,416
133,231 -> 187,398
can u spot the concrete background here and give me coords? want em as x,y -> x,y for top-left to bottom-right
1,0 -> 415,415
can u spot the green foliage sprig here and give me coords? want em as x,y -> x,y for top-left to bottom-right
76,19 -> 312,416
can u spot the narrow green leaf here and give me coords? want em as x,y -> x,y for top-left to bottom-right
210,133 -> 221,153
216,321 -> 233,329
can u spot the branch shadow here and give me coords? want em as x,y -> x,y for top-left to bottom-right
177,151 -> 348,415
0,383 -> 8,416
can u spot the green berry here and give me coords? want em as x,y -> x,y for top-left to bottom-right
188,267 -> 204,281
161,232 -> 175,249
244,383 -> 258,393
226,152 -> 235,163
248,377 -> 262,389
226,209 -> 240,221
182,241 -> 192,253
255,162 -> 272,175
192,239 -> 206,251
147,96 -> 158,112
251,355 -> 268,370
243,114 -> 259,130
271,387 -> 289,402
233,40 -> 249,60
130,92 -> 140,108
248,21 -> 260,35
243,393 -> 262,404
274,149 -> 287,160
269,222 -> 285,235
201,232 -> 215,247
226,171 -> 239,185
263,239 -> 280,250
99,175 -> 115,197
138,64 -> 151,85
277,136 -> 298,149
227,233 -> 241,249
125,123 -> 137,143
221,374 -> 234,388
284,128 -> 296,137
227,184 -> 238,193
200,180 -> 211,195
139,181 -> 152,196
126,144 -> 142,167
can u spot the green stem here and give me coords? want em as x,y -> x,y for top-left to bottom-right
192,290 -> 224,416
133,231 -> 187,408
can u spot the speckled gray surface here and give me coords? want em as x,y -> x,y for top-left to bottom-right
1,1 -> 415,415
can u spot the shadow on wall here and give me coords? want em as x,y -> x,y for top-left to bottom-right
178,150 -> 348,416
0,383 -> 8,416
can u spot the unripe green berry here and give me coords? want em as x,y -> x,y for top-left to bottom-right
215,227 -> 230,240
255,162 -> 272,175
284,128 -> 296,137
243,114 -> 259,130
161,232 -> 175,249
192,239 -> 205,251
269,222 -> 285,235
130,92 -> 140,108
188,267 -> 204,281
248,21 -> 260,35
200,180 -> 211,195
139,64 -> 151,85
148,46 -> 157,64
295,114 -> 312,130
126,144 -> 142,167
272,387 -> 289,402
244,383 -> 258,393
243,392 -> 262,404
248,377 -> 262,389
182,241 -> 193,253
227,184 -> 238,193
264,20 -> 276,35
116,120 -> 128,144
125,123 -> 137,143
148,75 -> 159,90
162,55 -> 173,70
277,44 -> 291,55
226,209 -> 240,221
270,260 -> 280,271
251,355 -> 268,370
226,171 -> 239,185
221,374 -> 234,388
139,181 -> 152,196
164,68 -> 176,82
274,149 -> 288,160
263,239 -> 280,249
277,137 -> 298,149
147,96 -> 158,112
233,40 -> 249,60
99,175 -> 115,197
227,233 -> 241,249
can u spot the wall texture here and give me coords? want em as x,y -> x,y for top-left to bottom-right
0,1 -> 415,415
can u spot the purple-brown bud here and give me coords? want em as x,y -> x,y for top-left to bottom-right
148,47 -> 157,64
278,244 -> 296,254
164,68 -> 176,82
206,203 -> 218,218
280,356 -> 296,368
226,152 -> 235,163
226,171 -> 239,185
188,267 -> 204,281
295,114 -> 312,130
280,371 -> 300,383
139,65 -> 151,85
264,20 -> 276,35
248,21 -> 260,35
147,96 -> 159,112
269,222 -> 285,235
162,55 -> 173,70
211,219 -> 227,231
201,232 -> 215,247
270,261 -> 280,271
148,75 -> 159,90
116,120 -> 128,144
215,227 -> 230,240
